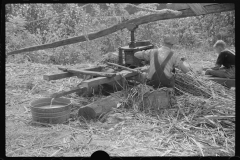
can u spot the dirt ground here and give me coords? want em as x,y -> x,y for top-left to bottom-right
5,60 -> 235,157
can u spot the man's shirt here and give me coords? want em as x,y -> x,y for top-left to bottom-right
134,46 -> 186,80
216,49 -> 235,69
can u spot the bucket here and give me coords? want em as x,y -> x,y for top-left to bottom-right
30,98 -> 72,124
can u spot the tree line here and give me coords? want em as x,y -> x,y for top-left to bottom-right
6,4 -> 235,64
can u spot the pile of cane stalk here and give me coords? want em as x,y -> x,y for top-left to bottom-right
174,71 -> 233,99
175,72 -> 211,98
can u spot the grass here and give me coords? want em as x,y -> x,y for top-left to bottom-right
5,48 -> 235,157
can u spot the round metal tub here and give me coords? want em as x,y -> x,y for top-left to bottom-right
30,98 -> 72,124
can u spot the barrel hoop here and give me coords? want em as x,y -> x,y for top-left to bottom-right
31,119 -> 69,124
32,111 -> 71,119
31,102 -> 71,107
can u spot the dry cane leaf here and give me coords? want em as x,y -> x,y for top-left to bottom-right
161,149 -> 172,156
190,137 -> 204,156
50,148 -> 62,157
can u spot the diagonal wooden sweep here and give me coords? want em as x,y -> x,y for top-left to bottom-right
187,3 -> 208,15
6,3 -> 234,56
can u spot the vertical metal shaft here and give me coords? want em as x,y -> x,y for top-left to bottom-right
131,30 -> 135,43
129,30 -> 135,48
118,48 -> 123,65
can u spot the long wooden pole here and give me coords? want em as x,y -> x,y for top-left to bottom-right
80,70 -> 138,88
50,86 -> 87,98
106,62 -> 140,73
6,3 -> 234,56
58,67 -> 116,78
7,9 -> 181,56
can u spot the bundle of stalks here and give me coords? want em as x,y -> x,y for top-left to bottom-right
175,72 -> 211,98
174,71 -> 233,99
122,71 -> 235,115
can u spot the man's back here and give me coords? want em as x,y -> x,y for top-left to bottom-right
216,49 -> 235,69
134,46 -> 188,80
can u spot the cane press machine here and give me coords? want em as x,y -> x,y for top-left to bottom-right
118,24 -> 155,68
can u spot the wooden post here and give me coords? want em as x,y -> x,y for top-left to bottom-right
118,48 -> 123,65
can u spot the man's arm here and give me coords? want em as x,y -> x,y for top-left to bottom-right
138,65 -> 150,72
134,49 -> 158,61
211,64 -> 221,70
212,52 -> 225,70
179,61 -> 190,73
174,55 -> 190,74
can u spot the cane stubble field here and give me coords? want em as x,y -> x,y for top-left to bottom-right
5,49 -> 235,157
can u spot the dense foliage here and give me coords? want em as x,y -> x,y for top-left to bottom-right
5,3 -> 235,64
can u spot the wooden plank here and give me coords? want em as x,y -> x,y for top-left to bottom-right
165,3 -> 217,11
43,72 -> 75,81
159,3 -> 234,31
187,4 -> 208,15
81,70 -> 138,88
50,86 -> 87,98
58,67 -> 116,78
206,76 -> 235,88
6,3 -> 234,56
172,3 -> 234,20
81,65 -> 104,72
43,66 -> 103,81
124,3 -> 216,14
106,62 -> 140,73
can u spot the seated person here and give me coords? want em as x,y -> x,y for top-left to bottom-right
205,40 -> 235,79
134,35 -> 189,89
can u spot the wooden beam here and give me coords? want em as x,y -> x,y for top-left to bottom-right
43,66 -> 103,81
207,77 -> 235,88
58,67 -> 116,78
6,3 -> 234,56
6,9 -> 181,56
43,72 -> 75,81
126,3 -> 216,14
165,3 -> 217,11
81,70 -> 138,88
50,86 -> 87,98
106,62 -> 139,73
169,3 -> 234,20
187,4 -> 208,15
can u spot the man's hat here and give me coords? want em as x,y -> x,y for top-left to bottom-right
163,35 -> 178,45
